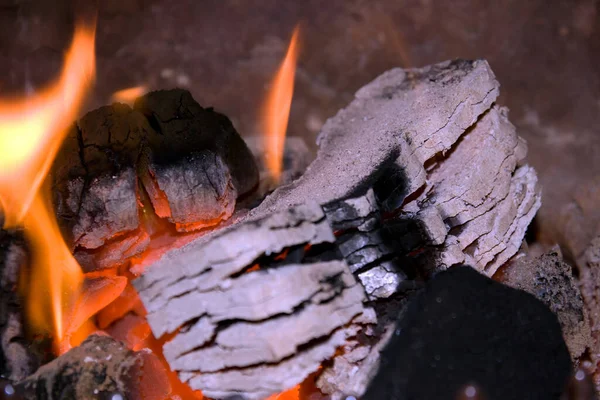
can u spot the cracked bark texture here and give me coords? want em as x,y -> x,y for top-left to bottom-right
134,203 -> 367,400
50,89 -> 258,272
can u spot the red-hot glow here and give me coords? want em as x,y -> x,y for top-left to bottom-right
262,25 -> 300,184
267,385 -> 300,400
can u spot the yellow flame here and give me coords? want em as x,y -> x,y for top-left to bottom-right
262,25 -> 300,184
0,21 -> 96,353
0,23 -> 96,227
24,192 -> 84,350
111,85 -> 146,105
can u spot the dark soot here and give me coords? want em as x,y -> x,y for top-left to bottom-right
363,265 -> 572,400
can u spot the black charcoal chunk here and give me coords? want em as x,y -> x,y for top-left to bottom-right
363,265 -> 572,400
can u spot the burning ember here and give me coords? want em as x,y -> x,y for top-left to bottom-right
262,25 -> 300,185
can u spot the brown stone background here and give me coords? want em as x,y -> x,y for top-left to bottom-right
0,0 -> 598,252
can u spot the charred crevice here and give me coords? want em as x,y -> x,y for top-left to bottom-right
371,150 -> 408,213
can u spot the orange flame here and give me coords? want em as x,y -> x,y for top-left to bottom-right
0,23 -> 96,227
0,21 -> 99,353
23,193 -> 86,351
111,85 -> 147,105
262,25 -> 300,184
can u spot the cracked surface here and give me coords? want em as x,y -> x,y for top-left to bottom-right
51,89 -> 258,271
251,59 -> 499,217
244,59 -> 541,398
133,60 -> 541,398
134,203 -> 366,399
250,60 -> 540,278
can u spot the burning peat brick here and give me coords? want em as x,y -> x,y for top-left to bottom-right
0,230 -> 40,382
15,334 -> 171,400
50,89 -> 258,272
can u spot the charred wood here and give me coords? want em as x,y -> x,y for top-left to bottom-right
0,230 -> 40,382
50,89 -> 258,272
257,60 -> 540,398
15,334 -> 170,400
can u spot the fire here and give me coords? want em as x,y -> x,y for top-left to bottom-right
0,21 -> 102,353
22,192 -> 84,351
0,23 -> 96,227
111,85 -> 147,105
0,16 -> 314,399
262,25 -> 300,184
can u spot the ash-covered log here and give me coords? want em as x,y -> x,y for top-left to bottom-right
15,334 -> 170,400
50,89 -> 258,272
260,59 -> 538,399
134,203 -> 367,399
0,230 -> 40,382
134,59 -> 542,399
252,59 -> 539,277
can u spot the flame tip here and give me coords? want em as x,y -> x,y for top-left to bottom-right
262,23 -> 301,184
